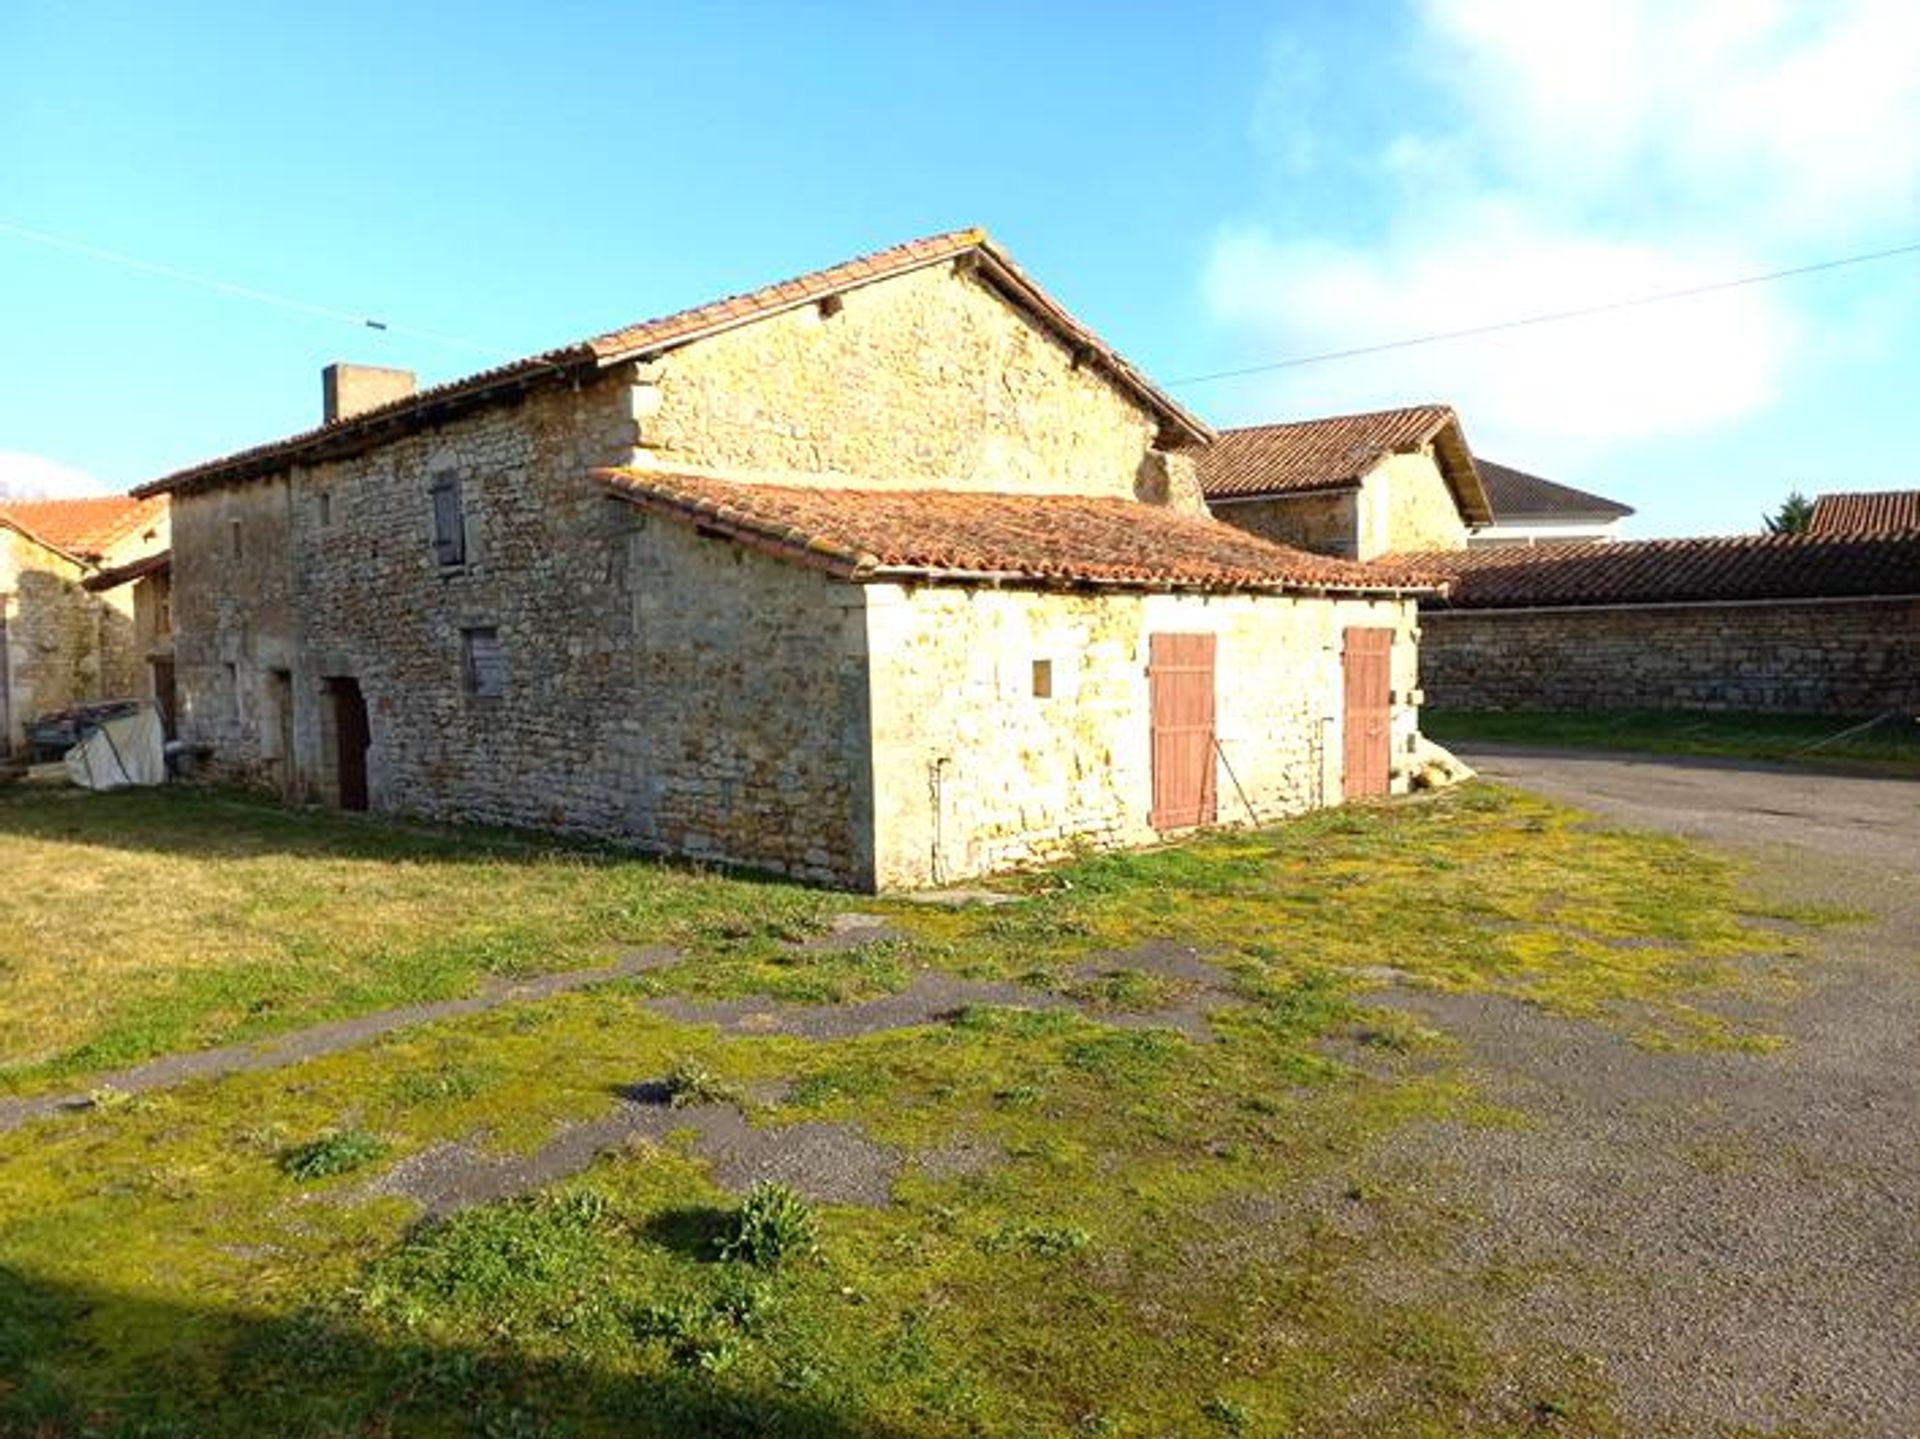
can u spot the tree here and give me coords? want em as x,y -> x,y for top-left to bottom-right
1764,491 -> 1814,534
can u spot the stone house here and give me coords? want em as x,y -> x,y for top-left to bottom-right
0,496 -> 170,752
1403,531 -> 1920,716
1196,404 -> 1491,560
135,229 -> 1432,890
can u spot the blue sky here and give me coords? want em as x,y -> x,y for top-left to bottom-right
3,1 -> 1917,535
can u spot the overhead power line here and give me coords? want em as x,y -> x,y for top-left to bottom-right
0,217 -> 510,359
1171,238 -> 1920,386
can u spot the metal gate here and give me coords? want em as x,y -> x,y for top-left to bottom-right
1342,627 -> 1394,799
1149,632 -> 1217,830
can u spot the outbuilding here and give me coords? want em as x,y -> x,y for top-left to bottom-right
135,229 -> 1431,889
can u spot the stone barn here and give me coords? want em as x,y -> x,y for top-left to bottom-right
1197,404 -> 1491,560
136,229 -> 1431,889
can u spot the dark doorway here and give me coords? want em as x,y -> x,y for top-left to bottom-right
329,678 -> 371,811
150,659 -> 177,738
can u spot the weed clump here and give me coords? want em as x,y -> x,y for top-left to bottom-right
663,1057 -> 741,1109
718,1181 -> 816,1268
281,1128 -> 386,1180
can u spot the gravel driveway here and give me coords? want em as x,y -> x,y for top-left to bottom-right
1364,747 -> 1920,1438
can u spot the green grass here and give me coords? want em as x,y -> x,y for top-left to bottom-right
1425,707 -> 1920,773
0,780 -> 1845,1436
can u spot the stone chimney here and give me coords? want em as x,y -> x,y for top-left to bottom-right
323,363 -> 416,424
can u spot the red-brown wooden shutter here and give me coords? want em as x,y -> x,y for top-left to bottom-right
1342,627 -> 1394,799
1149,632 -> 1217,830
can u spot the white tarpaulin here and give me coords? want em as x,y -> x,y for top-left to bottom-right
64,706 -> 166,790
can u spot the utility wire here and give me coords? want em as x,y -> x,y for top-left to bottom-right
1170,238 -> 1920,385
0,217 -> 512,360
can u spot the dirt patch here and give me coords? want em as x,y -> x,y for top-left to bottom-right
0,946 -> 682,1134
352,1081 -> 900,1217
654,938 -> 1239,1043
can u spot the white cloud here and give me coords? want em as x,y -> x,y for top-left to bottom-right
1203,0 -> 1920,458
0,452 -> 111,500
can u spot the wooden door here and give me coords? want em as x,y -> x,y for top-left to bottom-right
331,678 -> 370,811
1149,633 -> 1217,830
1342,627 -> 1394,799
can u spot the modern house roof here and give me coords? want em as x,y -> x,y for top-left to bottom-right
137,229 -> 1212,499
1476,460 -> 1634,522
0,495 -> 168,562
1195,404 -> 1492,525
1396,530 -> 1920,609
599,468 -> 1436,596
1809,489 -> 1920,536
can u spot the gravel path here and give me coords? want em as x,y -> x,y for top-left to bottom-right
0,946 -> 681,1133
1360,749 -> 1920,1439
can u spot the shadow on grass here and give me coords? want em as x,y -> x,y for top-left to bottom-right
0,781 -> 835,886
0,1262 -> 918,1439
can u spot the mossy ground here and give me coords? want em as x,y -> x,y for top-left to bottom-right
0,782 -> 1840,1436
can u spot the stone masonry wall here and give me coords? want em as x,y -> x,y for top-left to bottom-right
170,375 -> 874,885
1421,599 -> 1920,715
636,262 -> 1202,511
1210,491 -> 1359,558
0,529 -> 131,752
866,584 -> 1420,889
1371,450 -> 1467,556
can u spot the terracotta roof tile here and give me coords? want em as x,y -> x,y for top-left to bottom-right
1809,489 -> 1920,536
1477,460 -> 1634,521
1197,404 -> 1492,524
0,495 -> 168,561
1394,530 -> 1920,608
1198,405 -> 1454,498
599,468 -> 1434,596
140,229 -> 1208,498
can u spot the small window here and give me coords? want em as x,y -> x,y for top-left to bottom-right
431,474 -> 466,567
1031,659 -> 1053,699
155,585 -> 172,637
225,662 -> 241,719
317,491 -> 333,527
229,519 -> 243,560
462,627 -> 504,699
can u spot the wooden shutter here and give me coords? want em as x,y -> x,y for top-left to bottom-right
463,628 -> 505,698
1149,633 -> 1217,830
431,476 -> 465,566
1341,627 -> 1394,799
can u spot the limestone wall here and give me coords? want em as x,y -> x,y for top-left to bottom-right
1421,599 -> 1920,715
169,376 -> 875,884
866,585 -> 1421,889
1211,491 -> 1359,558
0,529 -> 134,751
1369,450 -> 1468,555
635,262 -> 1201,511
171,476 -> 298,788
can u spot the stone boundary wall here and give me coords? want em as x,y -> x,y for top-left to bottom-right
1421,597 -> 1920,715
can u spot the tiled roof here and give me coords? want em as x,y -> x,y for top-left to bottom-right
138,229 -> 1210,498
1809,489 -> 1920,536
1196,404 -> 1492,523
0,495 -> 168,561
1395,530 -> 1920,608
599,468 -> 1436,596
1477,460 -> 1634,521
82,547 -> 172,593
